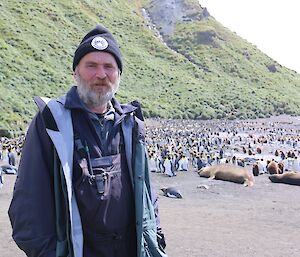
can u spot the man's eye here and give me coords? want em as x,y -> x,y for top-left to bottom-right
86,63 -> 96,68
104,64 -> 115,69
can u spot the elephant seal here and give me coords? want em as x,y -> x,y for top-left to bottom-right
269,172 -> 300,186
198,164 -> 254,187
267,161 -> 283,174
161,187 -> 183,198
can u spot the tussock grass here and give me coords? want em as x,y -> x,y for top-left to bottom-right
0,0 -> 299,136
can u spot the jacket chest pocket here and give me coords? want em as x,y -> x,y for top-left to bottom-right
74,154 -> 122,213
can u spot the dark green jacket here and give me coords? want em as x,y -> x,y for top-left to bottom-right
9,95 -> 167,257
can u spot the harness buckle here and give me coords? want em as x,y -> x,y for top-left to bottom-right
94,171 -> 108,194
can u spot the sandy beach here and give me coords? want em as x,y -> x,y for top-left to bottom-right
151,169 -> 300,257
1,115 -> 300,257
1,169 -> 300,257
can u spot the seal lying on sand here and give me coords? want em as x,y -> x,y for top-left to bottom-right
161,187 -> 183,198
198,164 -> 254,187
269,172 -> 300,186
267,160 -> 283,174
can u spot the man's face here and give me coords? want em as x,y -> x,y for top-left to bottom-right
74,51 -> 120,111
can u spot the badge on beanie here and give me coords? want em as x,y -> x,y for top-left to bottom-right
91,36 -> 108,50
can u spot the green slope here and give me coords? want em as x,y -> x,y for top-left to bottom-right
0,0 -> 299,136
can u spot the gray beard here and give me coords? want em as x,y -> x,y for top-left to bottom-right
76,77 -> 117,110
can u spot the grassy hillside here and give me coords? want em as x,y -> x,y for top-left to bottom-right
0,0 -> 299,136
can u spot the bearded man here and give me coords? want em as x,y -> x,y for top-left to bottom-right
9,25 -> 167,257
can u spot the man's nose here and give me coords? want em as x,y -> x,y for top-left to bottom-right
95,66 -> 107,79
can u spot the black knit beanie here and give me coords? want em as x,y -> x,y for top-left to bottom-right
73,25 -> 123,73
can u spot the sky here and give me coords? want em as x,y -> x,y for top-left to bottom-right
199,0 -> 300,73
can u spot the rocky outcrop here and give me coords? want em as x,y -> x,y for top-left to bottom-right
144,0 -> 209,37
267,64 -> 278,73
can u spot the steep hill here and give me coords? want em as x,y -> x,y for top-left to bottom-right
0,0 -> 299,136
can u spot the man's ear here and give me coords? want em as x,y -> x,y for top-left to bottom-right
73,68 -> 78,80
